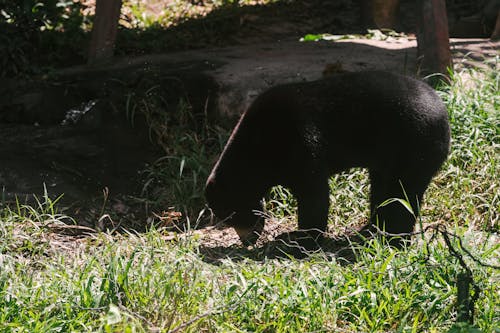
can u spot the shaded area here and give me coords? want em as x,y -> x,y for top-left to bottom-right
0,63 -> 218,228
116,0 -> 365,54
2,0 -> 493,77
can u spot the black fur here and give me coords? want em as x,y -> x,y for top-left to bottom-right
205,71 -> 450,244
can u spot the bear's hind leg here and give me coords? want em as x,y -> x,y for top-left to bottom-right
368,168 -> 433,244
273,177 -> 329,251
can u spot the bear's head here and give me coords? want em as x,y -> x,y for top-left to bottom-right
205,168 -> 266,243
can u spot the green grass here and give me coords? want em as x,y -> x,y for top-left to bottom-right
1,66 -> 499,332
431,65 -> 499,232
1,214 -> 498,332
122,83 -> 229,223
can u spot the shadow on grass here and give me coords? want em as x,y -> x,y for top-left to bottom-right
198,229 -> 378,265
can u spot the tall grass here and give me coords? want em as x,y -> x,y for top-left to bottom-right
1,216 -> 498,332
123,82 -> 228,225
431,65 -> 499,232
0,65 -> 499,332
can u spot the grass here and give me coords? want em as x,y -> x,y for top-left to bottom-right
1,65 -> 499,332
432,64 -> 499,232
122,81 -> 229,224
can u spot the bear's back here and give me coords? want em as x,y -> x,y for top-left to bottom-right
243,71 -> 449,169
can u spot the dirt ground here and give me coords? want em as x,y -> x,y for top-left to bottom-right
1,1 -> 499,253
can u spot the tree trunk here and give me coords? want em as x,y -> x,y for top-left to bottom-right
88,0 -> 122,64
491,10 -> 500,40
416,0 -> 452,79
361,0 -> 400,29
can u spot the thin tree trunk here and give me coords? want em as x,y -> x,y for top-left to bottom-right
88,0 -> 122,64
491,10 -> 500,40
416,0 -> 452,79
361,0 -> 400,29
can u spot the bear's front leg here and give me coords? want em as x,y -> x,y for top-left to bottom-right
292,176 -> 330,247
232,209 -> 265,246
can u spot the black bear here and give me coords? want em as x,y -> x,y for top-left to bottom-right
205,71 -> 450,246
